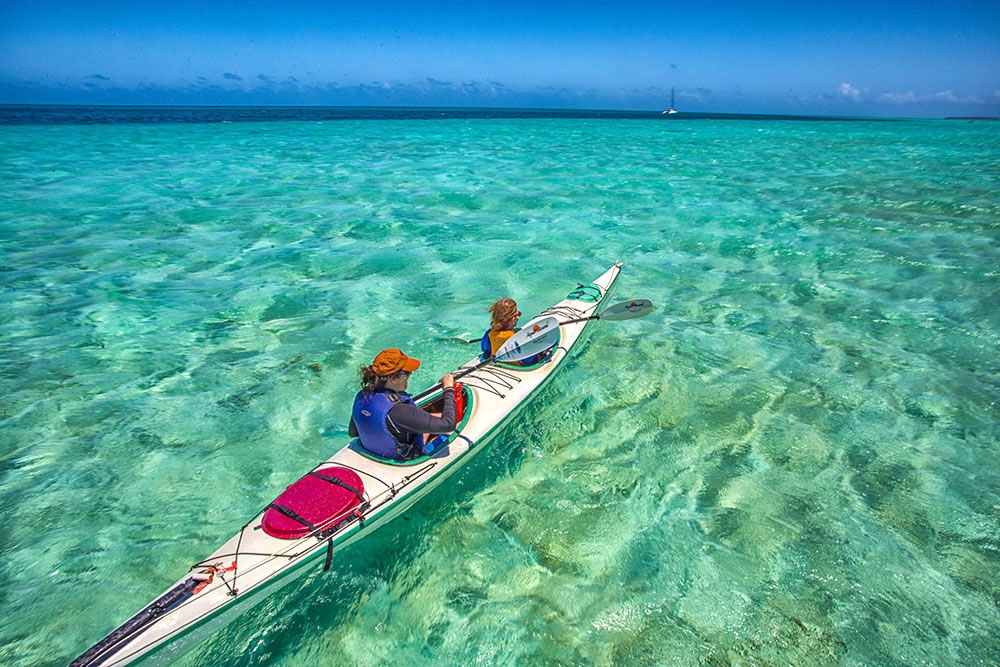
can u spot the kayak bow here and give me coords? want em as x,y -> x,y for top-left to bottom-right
70,262 -> 627,667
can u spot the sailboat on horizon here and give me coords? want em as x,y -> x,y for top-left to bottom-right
662,88 -> 678,114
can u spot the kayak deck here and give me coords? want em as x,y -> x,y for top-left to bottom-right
70,262 -> 623,667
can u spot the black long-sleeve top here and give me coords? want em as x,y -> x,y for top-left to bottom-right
348,388 -> 456,441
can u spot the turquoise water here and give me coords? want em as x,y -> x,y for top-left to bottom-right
2,110 -> 998,666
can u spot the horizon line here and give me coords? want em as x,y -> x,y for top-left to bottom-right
3,103 -> 995,123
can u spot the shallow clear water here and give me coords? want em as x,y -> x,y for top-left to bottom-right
1,110 -> 998,666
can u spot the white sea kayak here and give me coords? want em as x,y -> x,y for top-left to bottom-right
70,262 -> 632,667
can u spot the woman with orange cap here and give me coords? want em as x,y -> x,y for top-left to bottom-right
349,348 -> 456,460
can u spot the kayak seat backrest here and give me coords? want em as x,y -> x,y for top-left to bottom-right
261,466 -> 365,539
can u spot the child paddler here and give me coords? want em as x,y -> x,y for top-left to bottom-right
481,297 -> 521,356
349,349 -> 456,460
480,298 -> 548,365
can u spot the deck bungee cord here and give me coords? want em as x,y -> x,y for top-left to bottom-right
457,365 -> 524,398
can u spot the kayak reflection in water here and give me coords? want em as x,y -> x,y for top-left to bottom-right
349,348 -> 456,460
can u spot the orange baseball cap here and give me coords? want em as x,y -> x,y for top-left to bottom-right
371,348 -> 421,376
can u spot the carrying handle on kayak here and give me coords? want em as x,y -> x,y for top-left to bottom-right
414,316 -> 561,402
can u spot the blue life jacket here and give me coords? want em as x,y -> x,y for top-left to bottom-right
352,390 -> 424,459
480,330 -> 492,358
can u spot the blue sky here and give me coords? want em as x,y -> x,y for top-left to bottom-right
2,1 -> 998,117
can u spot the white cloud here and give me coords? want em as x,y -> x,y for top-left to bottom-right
878,89 -> 976,105
933,90 -> 960,103
839,83 -> 861,102
879,90 -> 918,104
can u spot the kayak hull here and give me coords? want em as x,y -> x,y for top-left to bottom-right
70,262 -> 623,667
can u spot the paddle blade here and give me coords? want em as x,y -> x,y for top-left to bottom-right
495,316 -> 560,362
598,299 -> 653,321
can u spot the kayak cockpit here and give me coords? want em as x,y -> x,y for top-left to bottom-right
482,323 -> 561,370
349,384 -> 474,466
